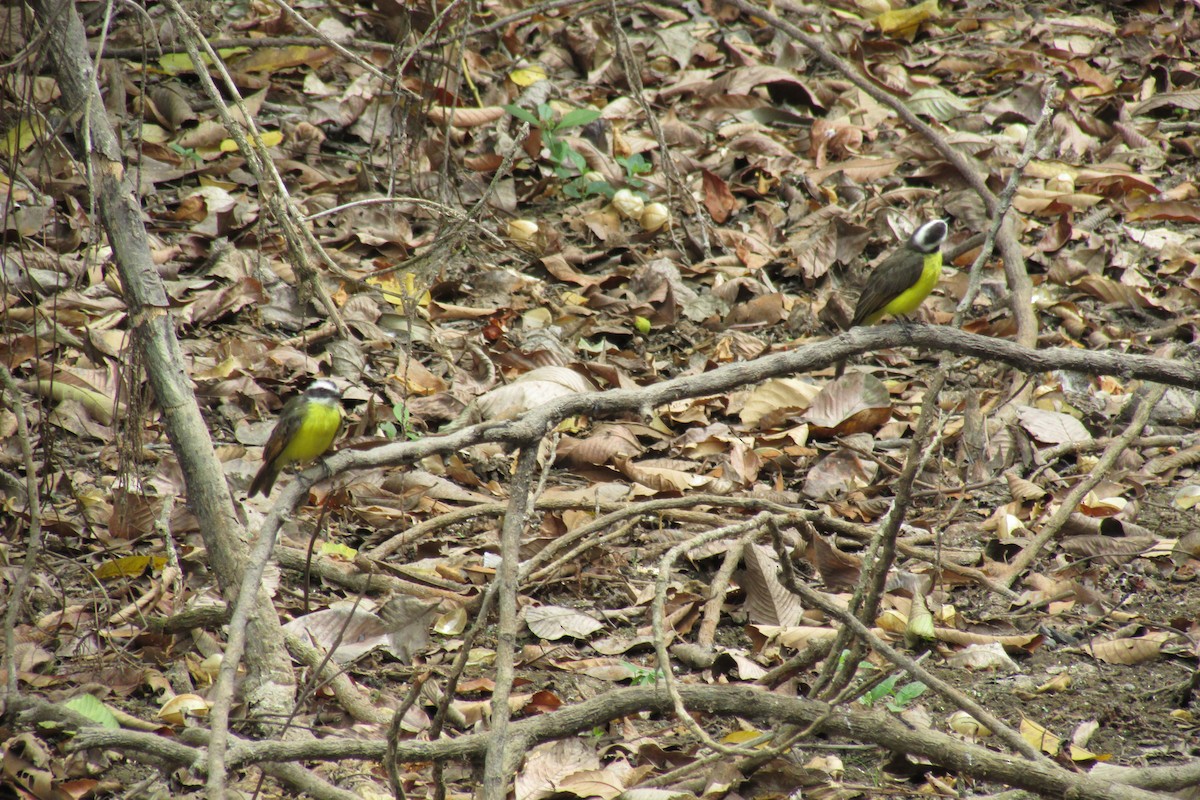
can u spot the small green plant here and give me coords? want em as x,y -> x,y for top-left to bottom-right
837,650 -> 927,712
504,102 -> 601,181
563,173 -> 612,200
563,152 -> 654,200
623,661 -> 662,686
859,671 -> 927,711
379,401 -> 420,441
615,152 -> 652,188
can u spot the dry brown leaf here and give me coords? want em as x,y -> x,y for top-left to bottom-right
1085,631 -> 1171,665
526,605 -> 604,641
701,169 -> 736,223
802,449 -> 879,499
805,372 -> 891,436
425,105 -> 506,128
616,456 -> 707,493
810,535 -> 862,590
557,426 -> 644,468
742,543 -> 805,626
1006,471 -> 1047,502
1015,406 -> 1091,445
933,628 -> 1043,653
474,366 -> 596,421
739,378 -> 820,428
1076,274 -> 1154,309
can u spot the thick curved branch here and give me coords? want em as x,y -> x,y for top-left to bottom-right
315,325 -> 1197,486
67,686 -> 1177,800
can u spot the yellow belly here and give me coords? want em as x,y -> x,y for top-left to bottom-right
278,402 -> 342,466
871,253 -> 943,323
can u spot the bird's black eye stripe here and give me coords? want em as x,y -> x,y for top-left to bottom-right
307,386 -> 342,401
911,219 -> 948,253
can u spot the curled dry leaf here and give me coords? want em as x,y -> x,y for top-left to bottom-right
158,693 -> 211,726
556,423 -> 644,468
515,738 -> 600,800
1085,631 -> 1174,665
611,188 -> 644,221
809,535 -> 862,590
945,642 -> 1019,672
1005,471 -> 1047,502
751,624 -> 841,651
640,202 -> 670,232
1021,718 -> 1062,758
803,449 -> 879,500
1058,534 -> 1156,566
425,105 -> 506,128
935,628 -> 1042,653
615,456 -> 708,493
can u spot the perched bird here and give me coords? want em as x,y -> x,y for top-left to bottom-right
836,219 -> 949,376
248,379 -> 344,497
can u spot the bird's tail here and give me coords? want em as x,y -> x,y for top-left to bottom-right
248,464 -> 279,497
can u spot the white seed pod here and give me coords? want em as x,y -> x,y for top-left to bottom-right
507,219 -> 539,242
640,202 -> 670,232
612,188 -> 644,220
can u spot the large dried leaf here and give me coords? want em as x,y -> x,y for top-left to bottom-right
809,535 -> 863,590
805,373 -> 891,435
526,605 -> 604,641
475,366 -> 596,421
802,449 -> 879,499
739,378 -> 820,427
1015,406 -> 1091,445
515,739 -> 601,800
741,543 -> 805,626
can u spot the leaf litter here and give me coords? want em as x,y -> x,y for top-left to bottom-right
5,0 -> 1200,796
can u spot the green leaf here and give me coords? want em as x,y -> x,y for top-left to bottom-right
890,681 -> 928,708
547,139 -> 569,161
504,105 -> 540,126
558,108 -> 601,129
585,180 -> 614,198
617,152 -> 652,176
860,673 -> 900,706
63,695 -> 120,729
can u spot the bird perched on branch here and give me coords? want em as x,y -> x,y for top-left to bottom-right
835,219 -> 949,377
248,379 -> 344,497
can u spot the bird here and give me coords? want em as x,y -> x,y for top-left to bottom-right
835,219 -> 949,377
248,379 -> 344,497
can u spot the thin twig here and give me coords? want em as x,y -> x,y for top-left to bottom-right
956,86 -> 1057,320
999,382 -> 1168,588
767,520 -> 1049,764
0,366 -> 41,697
652,513 -> 776,756
481,445 -> 542,799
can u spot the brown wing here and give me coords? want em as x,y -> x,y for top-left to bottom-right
247,395 -> 305,497
849,248 -> 924,327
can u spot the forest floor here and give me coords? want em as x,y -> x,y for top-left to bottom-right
5,0 -> 1200,796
